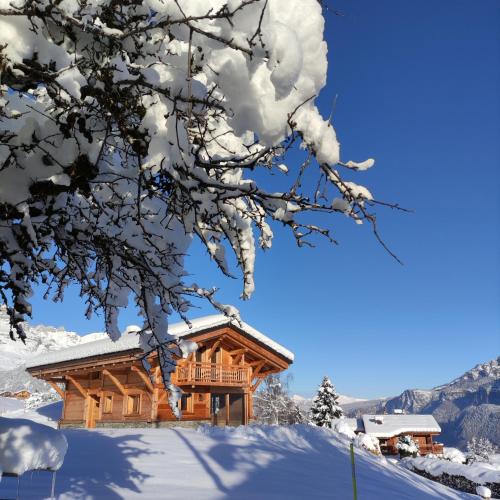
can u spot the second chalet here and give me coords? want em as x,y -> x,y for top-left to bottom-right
26,315 -> 294,429
347,414 -> 443,456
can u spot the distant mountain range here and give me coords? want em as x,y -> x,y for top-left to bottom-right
291,394 -> 366,412
343,358 -> 500,449
0,306 -> 106,395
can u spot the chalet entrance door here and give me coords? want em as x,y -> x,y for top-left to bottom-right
210,394 -> 226,426
228,394 -> 244,426
211,393 -> 245,426
86,395 -> 100,428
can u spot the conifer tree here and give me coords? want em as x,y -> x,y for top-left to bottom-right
467,437 -> 496,463
310,376 -> 344,428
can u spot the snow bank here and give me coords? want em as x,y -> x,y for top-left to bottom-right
0,420 -> 475,499
198,423 -> 316,451
0,417 -> 67,475
0,397 -> 24,415
443,447 -> 467,464
354,433 -> 381,455
333,419 -> 356,439
402,456 -> 500,485
477,485 -> 492,498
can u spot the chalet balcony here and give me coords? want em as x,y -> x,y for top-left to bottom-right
380,442 -> 444,456
176,362 -> 251,387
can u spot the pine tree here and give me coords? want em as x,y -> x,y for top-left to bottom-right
254,374 -> 292,425
397,435 -> 419,458
310,376 -> 344,428
287,401 -> 309,424
467,437 -> 496,464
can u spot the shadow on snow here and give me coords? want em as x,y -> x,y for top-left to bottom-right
0,429 -> 153,500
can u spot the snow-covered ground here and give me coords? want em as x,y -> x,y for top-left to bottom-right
0,396 -> 24,415
0,403 -> 476,499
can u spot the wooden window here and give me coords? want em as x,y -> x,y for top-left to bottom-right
126,394 -> 141,415
211,347 -> 221,364
103,395 -> 113,414
180,394 -> 193,413
196,347 -> 206,363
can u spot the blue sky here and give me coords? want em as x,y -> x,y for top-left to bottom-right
28,0 -> 499,399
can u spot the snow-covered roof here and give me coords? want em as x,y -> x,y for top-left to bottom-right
26,315 -> 294,369
362,414 -> 441,438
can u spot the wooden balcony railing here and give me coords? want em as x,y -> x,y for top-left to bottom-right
380,442 -> 444,456
176,362 -> 251,386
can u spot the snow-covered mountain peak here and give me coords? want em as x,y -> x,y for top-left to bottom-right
0,306 -> 106,372
292,393 -> 366,410
433,357 -> 499,392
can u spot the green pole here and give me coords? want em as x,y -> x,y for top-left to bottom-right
350,442 -> 358,500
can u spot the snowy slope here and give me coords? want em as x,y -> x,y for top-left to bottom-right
0,404 -> 475,499
0,306 -> 106,395
0,396 -> 24,415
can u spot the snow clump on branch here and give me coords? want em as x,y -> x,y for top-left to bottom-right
0,0 -> 389,408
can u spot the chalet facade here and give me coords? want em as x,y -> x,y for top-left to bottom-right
349,414 -> 443,456
26,316 -> 294,429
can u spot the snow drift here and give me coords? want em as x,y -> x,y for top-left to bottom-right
0,417 -> 68,476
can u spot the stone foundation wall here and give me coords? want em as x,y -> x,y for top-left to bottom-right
95,419 -> 211,429
59,421 -> 85,429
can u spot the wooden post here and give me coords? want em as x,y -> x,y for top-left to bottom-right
243,391 -> 249,425
350,442 -> 358,500
225,393 -> 230,425
151,387 -> 159,421
248,390 -> 253,419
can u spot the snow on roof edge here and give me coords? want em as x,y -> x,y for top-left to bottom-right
362,414 -> 441,438
25,315 -> 294,369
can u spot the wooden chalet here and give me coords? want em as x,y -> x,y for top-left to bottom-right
26,316 -> 294,429
359,414 -> 444,456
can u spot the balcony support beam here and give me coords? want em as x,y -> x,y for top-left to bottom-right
66,375 -> 88,398
102,369 -> 128,396
47,379 -> 65,399
131,365 -> 154,393
251,361 -> 265,380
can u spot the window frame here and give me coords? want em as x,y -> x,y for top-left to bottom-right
102,393 -> 113,414
125,393 -> 141,416
180,393 -> 194,413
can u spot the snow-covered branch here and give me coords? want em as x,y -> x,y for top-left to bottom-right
0,0 -> 399,404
